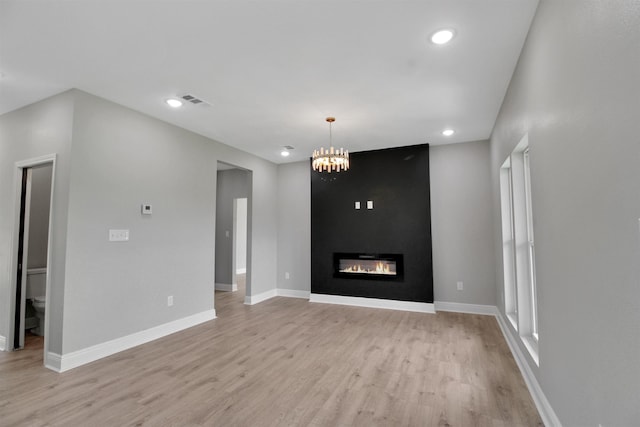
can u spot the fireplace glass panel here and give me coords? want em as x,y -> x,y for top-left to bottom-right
338,258 -> 397,275
333,253 -> 404,281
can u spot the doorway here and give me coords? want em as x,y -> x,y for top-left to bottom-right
10,155 -> 55,356
233,197 -> 248,290
214,162 -> 252,313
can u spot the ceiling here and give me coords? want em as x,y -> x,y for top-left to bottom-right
0,0 -> 539,164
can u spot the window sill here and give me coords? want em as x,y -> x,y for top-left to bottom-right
521,334 -> 539,366
507,313 -> 518,331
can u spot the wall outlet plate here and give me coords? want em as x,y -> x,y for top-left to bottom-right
109,229 -> 129,241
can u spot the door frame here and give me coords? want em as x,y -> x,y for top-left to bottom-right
214,162 -> 253,304
8,154 -> 56,360
232,197 -> 248,289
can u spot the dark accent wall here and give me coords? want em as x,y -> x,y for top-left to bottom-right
311,144 -> 433,303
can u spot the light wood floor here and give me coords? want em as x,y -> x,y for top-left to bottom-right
0,279 -> 542,426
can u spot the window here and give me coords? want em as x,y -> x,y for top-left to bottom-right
523,149 -> 538,341
499,134 -> 539,364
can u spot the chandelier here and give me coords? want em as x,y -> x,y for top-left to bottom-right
312,117 -> 349,173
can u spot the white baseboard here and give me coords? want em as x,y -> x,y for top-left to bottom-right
244,289 -> 278,305
45,352 -> 62,371
495,311 -> 562,427
0,334 -> 6,351
242,288 -> 309,305
310,293 -> 435,313
434,301 -> 498,316
215,283 -> 237,292
48,309 -> 216,373
277,288 -> 310,299
236,268 -> 246,274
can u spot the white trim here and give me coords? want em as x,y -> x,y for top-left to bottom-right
7,154 -> 56,354
236,268 -> 246,274
0,335 -> 6,351
277,288 -> 310,299
45,352 -> 62,371
495,311 -> 562,427
309,293 -> 435,314
47,309 -> 216,373
244,289 -> 277,305
434,301 -> 498,316
215,283 -> 237,292
15,154 -> 57,168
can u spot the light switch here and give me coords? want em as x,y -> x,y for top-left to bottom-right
109,229 -> 129,242
367,200 -> 373,210
355,201 -> 361,210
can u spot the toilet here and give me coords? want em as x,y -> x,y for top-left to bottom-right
26,268 -> 47,336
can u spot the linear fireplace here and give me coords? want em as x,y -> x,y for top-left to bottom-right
334,253 -> 404,281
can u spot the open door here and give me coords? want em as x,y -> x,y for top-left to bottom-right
12,168 -> 31,350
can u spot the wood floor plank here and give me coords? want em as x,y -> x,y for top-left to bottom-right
0,278 -> 543,426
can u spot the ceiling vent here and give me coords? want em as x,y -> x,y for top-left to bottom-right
181,94 -> 212,106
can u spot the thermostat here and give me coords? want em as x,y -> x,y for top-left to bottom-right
141,204 -> 152,215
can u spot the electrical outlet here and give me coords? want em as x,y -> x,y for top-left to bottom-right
457,281 -> 463,291
285,272 -> 290,280
167,296 -> 173,307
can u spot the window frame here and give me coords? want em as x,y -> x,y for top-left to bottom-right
499,134 -> 539,365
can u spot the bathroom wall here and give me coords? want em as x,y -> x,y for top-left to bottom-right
27,163 -> 53,269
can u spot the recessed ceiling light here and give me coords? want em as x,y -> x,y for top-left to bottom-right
165,98 -> 183,108
431,29 -> 455,45
280,150 -> 290,157
442,129 -> 455,136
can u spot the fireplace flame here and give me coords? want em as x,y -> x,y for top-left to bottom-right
340,261 -> 395,275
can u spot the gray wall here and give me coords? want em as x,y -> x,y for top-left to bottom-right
430,141 -> 496,305
27,163 -> 53,269
0,91 -> 74,353
1,89 -> 279,356
276,148 -> 496,304
276,161 -> 311,292
490,0 -> 640,424
62,91 -> 219,353
215,168 -> 250,285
